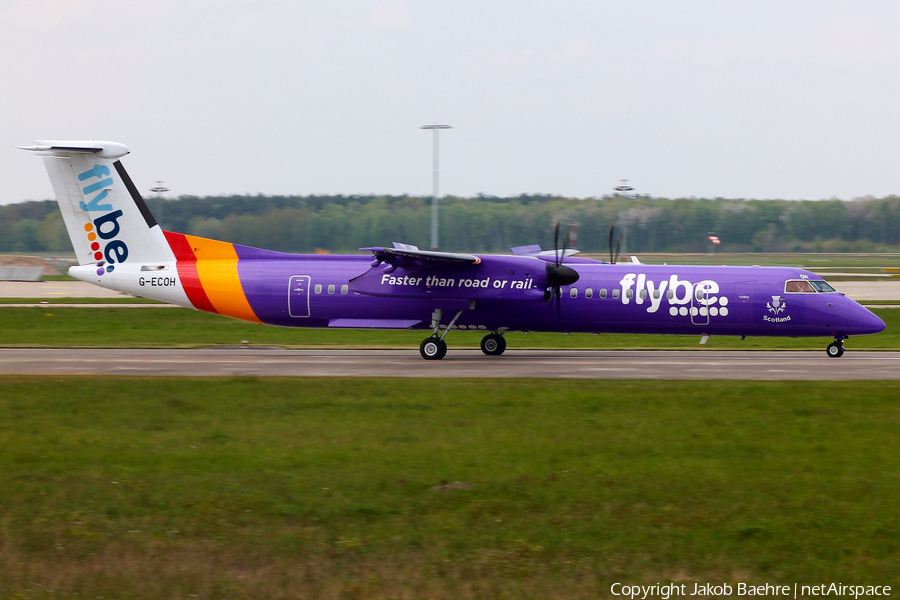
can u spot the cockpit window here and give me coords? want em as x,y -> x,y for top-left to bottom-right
809,280 -> 837,293
785,280 -> 816,293
785,279 -> 836,293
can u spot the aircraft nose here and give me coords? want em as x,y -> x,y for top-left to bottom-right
847,303 -> 885,335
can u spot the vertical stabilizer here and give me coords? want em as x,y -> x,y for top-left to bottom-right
21,141 -> 175,276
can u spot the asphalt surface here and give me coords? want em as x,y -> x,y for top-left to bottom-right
1,348 -> 899,379
0,281 -> 129,298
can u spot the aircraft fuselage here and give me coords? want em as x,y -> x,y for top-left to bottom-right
69,244 -> 884,341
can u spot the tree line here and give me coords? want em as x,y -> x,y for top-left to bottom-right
3,193 -> 900,255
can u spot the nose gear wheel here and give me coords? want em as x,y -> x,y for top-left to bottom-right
826,340 -> 844,358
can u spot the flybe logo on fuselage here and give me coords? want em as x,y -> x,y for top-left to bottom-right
77,164 -> 128,275
619,273 -> 729,318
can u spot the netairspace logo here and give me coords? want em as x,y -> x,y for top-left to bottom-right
610,583 -> 892,599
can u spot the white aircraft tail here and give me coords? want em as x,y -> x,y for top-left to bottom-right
20,141 -> 175,275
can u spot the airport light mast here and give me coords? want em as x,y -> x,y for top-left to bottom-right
421,124 -> 452,250
149,181 -> 168,227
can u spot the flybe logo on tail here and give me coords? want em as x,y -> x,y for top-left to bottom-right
78,164 -> 128,275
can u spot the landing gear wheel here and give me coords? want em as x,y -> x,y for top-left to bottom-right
480,333 -> 506,356
420,337 -> 447,360
826,342 -> 844,358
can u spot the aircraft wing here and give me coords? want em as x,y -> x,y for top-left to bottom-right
360,246 -> 481,267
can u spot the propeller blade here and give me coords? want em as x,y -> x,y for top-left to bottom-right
543,222 -> 580,317
553,220 -> 561,266
615,232 -> 623,264
608,224 -> 615,264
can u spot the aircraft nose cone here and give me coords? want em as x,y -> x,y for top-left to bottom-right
848,304 -> 885,335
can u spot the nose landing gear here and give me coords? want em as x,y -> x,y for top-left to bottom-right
826,337 -> 845,358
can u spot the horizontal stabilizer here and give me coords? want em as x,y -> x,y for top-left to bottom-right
18,140 -> 130,159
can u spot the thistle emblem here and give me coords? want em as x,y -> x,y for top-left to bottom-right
767,295 -> 786,315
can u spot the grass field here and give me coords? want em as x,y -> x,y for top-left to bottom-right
0,297 -> 165,304
0,305 -> 896,351
0,377 -> 898,599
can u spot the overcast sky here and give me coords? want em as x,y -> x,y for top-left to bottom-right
3,0 -> 900,205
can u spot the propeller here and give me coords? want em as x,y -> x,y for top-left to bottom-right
608,224 -> 622,264
545,221 -> 580,316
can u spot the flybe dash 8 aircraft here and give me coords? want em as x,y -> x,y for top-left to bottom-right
21,140 -> 885,360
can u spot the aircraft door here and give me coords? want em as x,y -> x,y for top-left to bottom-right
690,283 -> 710,326
288,275 -> 311,318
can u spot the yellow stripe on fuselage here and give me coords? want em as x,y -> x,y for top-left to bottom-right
184,234 -> 262,323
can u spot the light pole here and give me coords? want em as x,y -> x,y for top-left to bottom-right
421,124 -> 452,250
149,181 -> 169,227
614,180 -> 634,256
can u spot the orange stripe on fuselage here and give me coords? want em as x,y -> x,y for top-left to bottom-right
183,234 -> 262,324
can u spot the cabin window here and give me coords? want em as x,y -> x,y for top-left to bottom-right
639,289 -> 648,299
695,288 -> 705,301
314,284 -> 322,294
625,289 -> 633,299
570,288 -> 578,298
785,280 -> 816,293
809,280 -> 836,293
328,284 -> 335,294
666,290 -> 674,300
585,288 -> 593,299
653,289 -> 660,299
612,289 -> 620,299
341,284 -> 349,294
599,288 -> 607,298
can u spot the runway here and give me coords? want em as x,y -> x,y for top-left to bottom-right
2,348 -> 899,379
0,281 -> 130,298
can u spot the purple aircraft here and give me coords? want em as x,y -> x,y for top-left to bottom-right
22,140 -> 885,360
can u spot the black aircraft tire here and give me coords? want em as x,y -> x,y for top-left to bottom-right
420,337 -> 447,360
826,342 -> 843,358
481,333 -> 506,356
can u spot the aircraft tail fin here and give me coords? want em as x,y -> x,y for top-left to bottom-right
21,141 -> 175,274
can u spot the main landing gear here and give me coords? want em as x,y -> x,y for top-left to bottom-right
420,337 -> 447,360
418,309 -> 507,360
419,308 -> 462,360
480,332 -> 506,356
826,337 -> 846,358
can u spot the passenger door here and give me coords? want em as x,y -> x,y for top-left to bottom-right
288,275 -> 311,318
